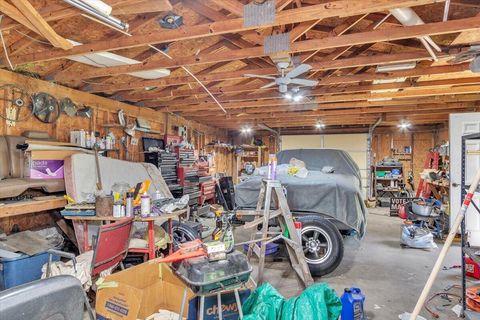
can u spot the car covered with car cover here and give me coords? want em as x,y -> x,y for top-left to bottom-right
235,148 -> 367,276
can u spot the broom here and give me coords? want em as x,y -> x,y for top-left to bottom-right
409,167 -> 480,319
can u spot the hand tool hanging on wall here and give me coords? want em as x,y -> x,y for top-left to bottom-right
0,84 -> 30,127
31,92 -> 61,123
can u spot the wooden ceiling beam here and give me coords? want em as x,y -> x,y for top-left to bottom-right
185,102 -> 477,121
141,66 -> 470,106
153,91 -> 480,112
51,16 -> 480,81
84,51 -> 436,93
11,0 -> 72,50
121,76 -> 480,101
9,0 -> 444,65
209,0 -> 244,17
0,0 -> 43,35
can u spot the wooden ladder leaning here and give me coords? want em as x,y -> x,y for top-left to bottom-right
244,179 -> 314,287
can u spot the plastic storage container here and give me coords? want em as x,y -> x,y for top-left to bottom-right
0,251 -> 60,290
175,250 -> 252,294
340,287 -> 365,320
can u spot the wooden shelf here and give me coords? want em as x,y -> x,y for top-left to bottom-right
375,165 -> 403,168
101,123 -> 124,128
0,197 -> 66,218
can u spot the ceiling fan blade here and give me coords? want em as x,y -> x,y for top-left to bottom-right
289,78 -> 318,87
260,82 -> 277,89
244,74 -> 276,80
286,64 -> 312,78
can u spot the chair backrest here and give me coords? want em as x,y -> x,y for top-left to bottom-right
91,217 -> 134,276
0,275 -> 85,320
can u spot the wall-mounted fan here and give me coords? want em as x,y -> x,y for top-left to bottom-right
448,45 -> 480,73
31,92 -> 61,123
244,62 -> 318,93
60,97 -> 77,117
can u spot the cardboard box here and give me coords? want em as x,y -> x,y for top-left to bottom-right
25,150 -> 82,179
96,261 -> 195,320
30,159 -> 64,179
187,289 -> 250,320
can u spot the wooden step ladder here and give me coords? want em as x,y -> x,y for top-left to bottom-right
243,179 -> 314,287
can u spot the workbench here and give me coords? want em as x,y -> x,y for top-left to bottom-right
64,209 -> 187,260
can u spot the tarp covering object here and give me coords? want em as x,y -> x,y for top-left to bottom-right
242,282 -> 342,320
235,149 -> 367,237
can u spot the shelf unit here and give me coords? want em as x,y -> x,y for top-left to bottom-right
461,132 -> 480,317
234,146 -> 268,183
373,163 -> 405,202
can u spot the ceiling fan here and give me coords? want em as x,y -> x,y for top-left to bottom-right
448,45 -> 480,72
244,62 -> 318,93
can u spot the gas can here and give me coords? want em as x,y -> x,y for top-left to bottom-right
341,287 -> 365,320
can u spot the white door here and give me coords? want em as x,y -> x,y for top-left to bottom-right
450,113 -> 480,240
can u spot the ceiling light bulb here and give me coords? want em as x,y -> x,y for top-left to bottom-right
293,95 -> 302,102
315,123 -> 324,129
397,122 -> 411,129
284,93 -> 292,100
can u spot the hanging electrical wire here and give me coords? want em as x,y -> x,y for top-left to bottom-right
64,9 -> 228,114
0,15 -> 16,71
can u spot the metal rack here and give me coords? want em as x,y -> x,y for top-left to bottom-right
461,132 -> 480,316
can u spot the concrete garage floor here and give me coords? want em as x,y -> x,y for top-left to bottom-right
236,207 -> 465,320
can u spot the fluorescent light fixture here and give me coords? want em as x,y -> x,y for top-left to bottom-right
67,40 -> 171,80
367,97 -> 393,102
64,0 -> 128,31
397,121 -> 411,130
376,62 -> 416,73
371,77 -> 407,94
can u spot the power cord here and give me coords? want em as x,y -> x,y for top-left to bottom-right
0,15 -> 16,70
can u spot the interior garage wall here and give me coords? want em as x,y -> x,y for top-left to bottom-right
0,69 -> 228,163
281,134 -> 368,196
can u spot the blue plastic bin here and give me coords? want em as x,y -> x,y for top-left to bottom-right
0,251 -> 60,290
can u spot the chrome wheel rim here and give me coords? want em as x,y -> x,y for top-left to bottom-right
301,225 -> 333,264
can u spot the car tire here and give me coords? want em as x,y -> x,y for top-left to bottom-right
296,215 -> 344,277
161,220 -> 199,252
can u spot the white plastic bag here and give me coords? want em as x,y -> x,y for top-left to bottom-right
400,224 -> 437,249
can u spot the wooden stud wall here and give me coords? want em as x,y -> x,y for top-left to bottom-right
372,128 -> 444,190
0,69 -> 228,163
0,69 -> 229,231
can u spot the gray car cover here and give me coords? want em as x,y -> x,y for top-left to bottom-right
235,149 -> 367,237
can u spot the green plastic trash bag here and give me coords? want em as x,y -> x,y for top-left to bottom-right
281,283 -> 342,320
242,283 -> 285,320
242,283 -> 342,320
